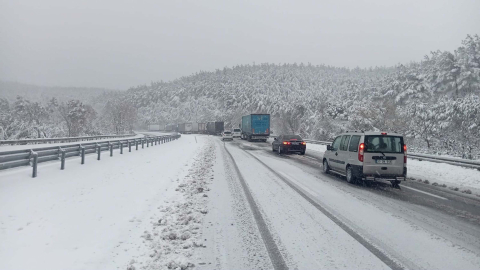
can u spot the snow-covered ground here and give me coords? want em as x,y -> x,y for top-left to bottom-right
0,134 -> 145,152
0,134 -> 208,270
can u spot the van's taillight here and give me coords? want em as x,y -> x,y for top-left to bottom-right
404,155 -> 407,164
358,143 -> 365,162
403,144 -> 407,152
403,144 -> 407,163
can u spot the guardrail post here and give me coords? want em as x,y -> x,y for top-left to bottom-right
97,143 -> 101,160
136,139 -> 139,150
60,148 -> 66,170
142,139 -> 145,149
155,138 -> 157,145
110,143 -> 113,157
80,146 -> 85,164
129,141 -> 132,152
147,138 -> 150,147
120,142 -> 123,154
31,151 -> 38,178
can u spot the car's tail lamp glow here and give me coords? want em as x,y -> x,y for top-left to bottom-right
358,143 -> 365,162
301,142 -> 306,145
283,141 -> 291,145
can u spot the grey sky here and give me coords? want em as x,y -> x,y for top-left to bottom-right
1,0 -> 479,89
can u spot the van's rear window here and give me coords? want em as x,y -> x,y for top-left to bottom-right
365,136 -> 404,153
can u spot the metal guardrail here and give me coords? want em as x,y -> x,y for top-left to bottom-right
301,138 -> 480,170
0,134 -> 138,146
0,134 -> 181,178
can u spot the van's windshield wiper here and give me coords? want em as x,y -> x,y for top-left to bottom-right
379,151 -> 386,156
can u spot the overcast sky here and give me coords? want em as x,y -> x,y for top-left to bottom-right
1,0 -> 479,89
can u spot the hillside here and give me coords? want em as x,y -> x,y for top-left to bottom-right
128,35 -> 480,158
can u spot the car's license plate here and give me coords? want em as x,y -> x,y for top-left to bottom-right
292,142 -> 299,145
376,160 -> 391,164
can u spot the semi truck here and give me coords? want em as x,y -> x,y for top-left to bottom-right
191,122 -> 199,133
241,114 -> 270,142
148,124 -> 161,131
206,121 -> 224,135
178,123 -> 193,134
198,123 -> 207,134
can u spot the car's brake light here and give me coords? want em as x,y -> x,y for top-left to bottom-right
301,142 -> 306,145
381,132 -> 387,135
283,141 -> 291,145
358,143 -> 364,162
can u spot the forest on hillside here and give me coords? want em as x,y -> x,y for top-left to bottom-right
128,35 -> 480,158
1,35 -> 479,158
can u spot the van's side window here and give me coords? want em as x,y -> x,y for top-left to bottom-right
331,136 -> 341,151
348,135 -> 361,152
340,135 -> 351,151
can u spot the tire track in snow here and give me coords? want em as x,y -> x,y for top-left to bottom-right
243,149 -> 405,270
223,143 -> 289,270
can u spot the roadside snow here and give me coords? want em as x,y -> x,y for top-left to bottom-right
0,134 -> 203,270
407,159 -> 480,191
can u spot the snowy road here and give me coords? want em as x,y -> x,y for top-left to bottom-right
201,137 -> 480,269
1,135 -> 479,270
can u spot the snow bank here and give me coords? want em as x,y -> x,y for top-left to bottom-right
127,137 -> 215,270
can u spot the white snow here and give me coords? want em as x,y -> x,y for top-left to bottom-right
0,134 -> 205,270
407,159 -> 480,191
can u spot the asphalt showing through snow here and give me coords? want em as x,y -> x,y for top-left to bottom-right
223,143 -> 289,270
241,148 -> 405,270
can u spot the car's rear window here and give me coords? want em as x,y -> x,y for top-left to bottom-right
233,129 -> 241,132
283,135 -> 303,140
365,135 -> 404,153
224,131 -> 231,134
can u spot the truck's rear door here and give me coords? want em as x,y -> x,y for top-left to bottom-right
251,114 -> 270,134
363,135 -> 405,176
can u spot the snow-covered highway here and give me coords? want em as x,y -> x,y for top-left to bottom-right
1,135 -> 479,270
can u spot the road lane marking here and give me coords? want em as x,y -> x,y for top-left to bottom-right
402,186 -> 448,201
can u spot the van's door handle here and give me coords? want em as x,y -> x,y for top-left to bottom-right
335,152 -> 338,156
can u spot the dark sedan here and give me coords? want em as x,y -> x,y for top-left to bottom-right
272,134 -> 306,155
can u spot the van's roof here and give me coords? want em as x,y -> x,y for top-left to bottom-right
341,131 -> 404,137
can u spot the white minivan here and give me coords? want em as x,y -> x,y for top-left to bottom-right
233,128 -> 241,138
323,131 -> 407,187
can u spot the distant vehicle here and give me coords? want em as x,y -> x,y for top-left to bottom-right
148,124 -> 161,131
178,123 -> 193,134
232,128 -> 241,138
241,114 -> 270,142
165,124 -> 174,132
272,134 -> 306,155
198,123 -> 207,134
191,122 -> 199,133
221,130 -> 233,141
207,121 -> 224,135
323,131 -> 407,187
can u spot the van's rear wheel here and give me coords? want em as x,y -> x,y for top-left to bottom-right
346,166 -> 356,184
323,160 -> 330,174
